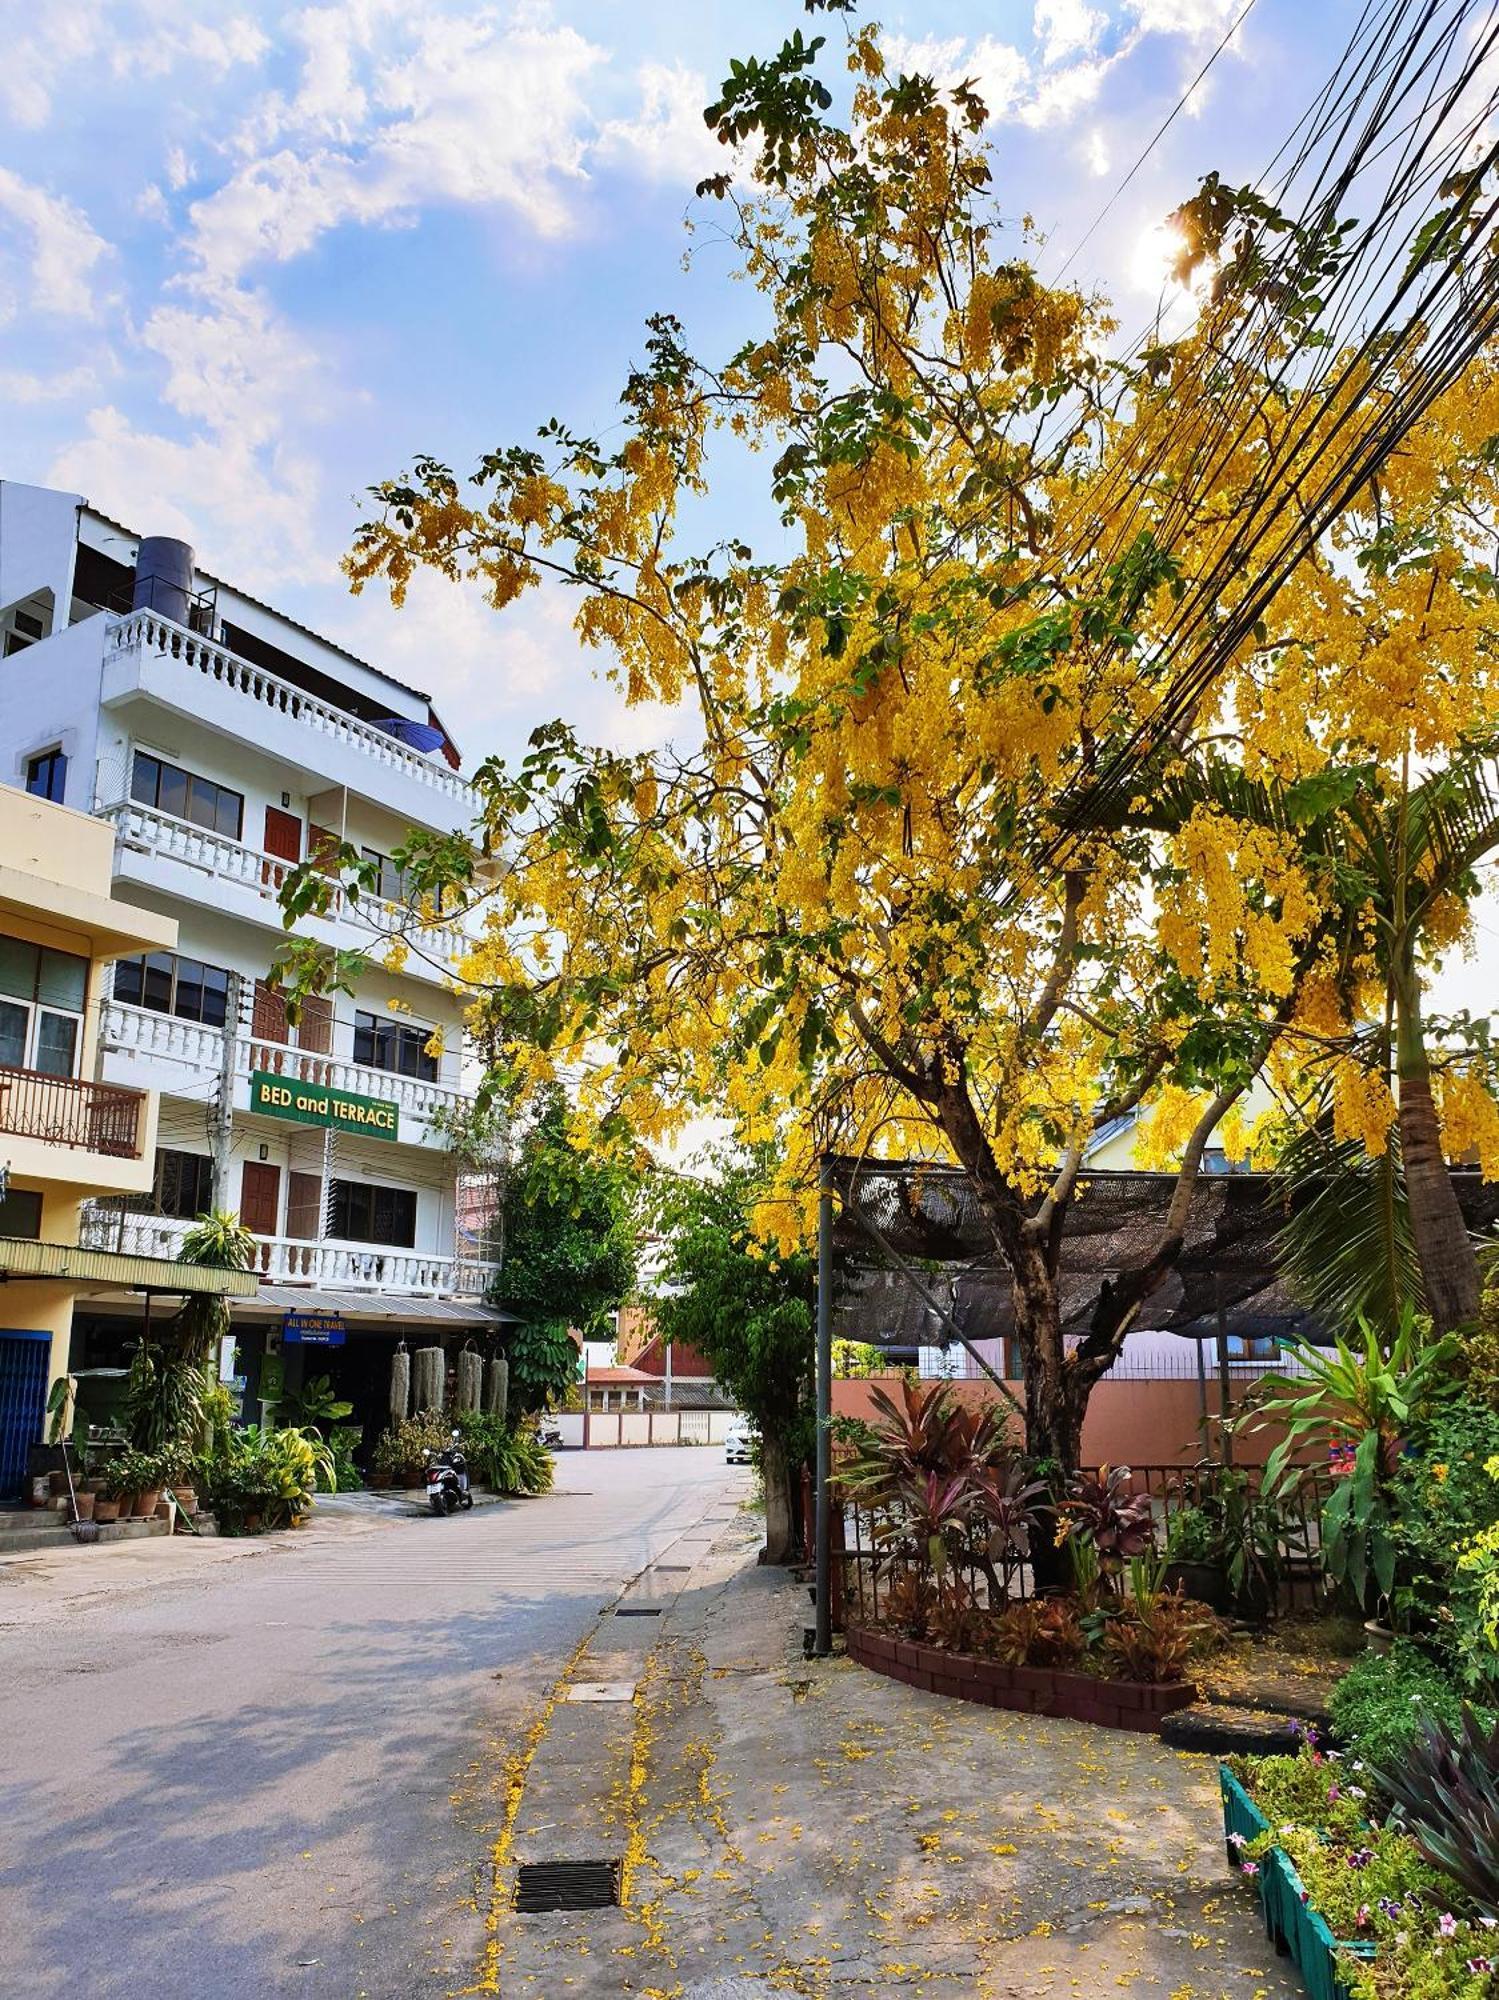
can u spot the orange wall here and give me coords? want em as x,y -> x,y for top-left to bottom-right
831,1375 -> 1284,1469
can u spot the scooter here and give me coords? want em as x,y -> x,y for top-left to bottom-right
424,1432 -> 473,1516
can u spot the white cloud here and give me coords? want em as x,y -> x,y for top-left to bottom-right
1128,0 -> 1243,32
0,2 -> 268,132
0,362 -> 105,404
189,12 -> 606,285
49,404 -> 323,588
597,63 -> 722,185
1084,126 -> 1111,176
881,33 -> 1032,120
1035,0 -> 1106,68
142,288 -> 315,449
0,168 -> 109,318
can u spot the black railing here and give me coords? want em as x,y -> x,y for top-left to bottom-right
0,1066 -> 145,1158
835,1459 -> 1337,1627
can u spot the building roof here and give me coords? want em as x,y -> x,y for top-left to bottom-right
587,1363 -> 658,1385
240,1287 -> 518,1325
83,500 -> 439,713
0,1237 -> 259,1296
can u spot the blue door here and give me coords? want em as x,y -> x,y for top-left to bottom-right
0,1332 -> 49,1502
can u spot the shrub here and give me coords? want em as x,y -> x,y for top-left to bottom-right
1330,1640 -> 1469,1774
1391,1401 -> 1499,1679
372,1410 -> 452,1482
1371,1707 -> 1499,1921
993,1597 -> 1086,1669
1102,1591 -> 1219,1684
453,1411 -> 555,1495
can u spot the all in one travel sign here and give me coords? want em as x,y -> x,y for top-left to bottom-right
249,1070 -> 400,1141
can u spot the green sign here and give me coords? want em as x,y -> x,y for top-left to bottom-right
249,1070 -> 400,1141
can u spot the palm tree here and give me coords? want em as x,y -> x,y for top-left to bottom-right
128,1212 -> 256,1455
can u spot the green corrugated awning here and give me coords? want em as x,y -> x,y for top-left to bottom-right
0,1236 -> 260,1296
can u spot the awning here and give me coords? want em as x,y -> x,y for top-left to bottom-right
0,1236 -> 259,1296
237,1285 -> 518,1326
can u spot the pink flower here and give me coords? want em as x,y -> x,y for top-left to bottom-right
1241,1862 -> 1260,1878
1438,1913 -> 1458,1938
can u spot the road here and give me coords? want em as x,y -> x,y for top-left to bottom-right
0,1448 -> 744,2000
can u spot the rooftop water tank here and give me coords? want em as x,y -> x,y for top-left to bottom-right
132,536 -> 195,627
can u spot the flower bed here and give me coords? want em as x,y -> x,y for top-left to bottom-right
1220,1747 -> 1498,2000
846,1621 -> 1198,1731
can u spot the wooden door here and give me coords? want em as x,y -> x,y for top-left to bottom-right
262,806 -> 301,889
251,979 -> 289,1066
286,1170 -> 323,1242
240,1160 -> 281,1237
298,994 -> 333,1055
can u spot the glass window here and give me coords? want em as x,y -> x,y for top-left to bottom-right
25,749 -> 67,803
129,751 -> 243,842
0,1001 -> 27,1069
352,1008 -> 437,1083
156,1149 -> 214,1221
33,1013 -> 78,1077
330,1178 -> 416,1248
0,1187 -> 43,1239
360,847 -> 413,905
0,934 -> 87,1075
113,951 -> 233,1027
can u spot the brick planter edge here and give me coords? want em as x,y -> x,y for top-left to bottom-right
845,1622 -> 1196,1733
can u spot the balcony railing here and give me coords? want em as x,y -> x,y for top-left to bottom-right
100,801 -> 470,969
79,1206 -> 497,1297
105,609 -> 473,807
100,1002 -> 470,1138
0,1066 -> 145,1158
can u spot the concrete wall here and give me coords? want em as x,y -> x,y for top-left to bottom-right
574,1410 -> 735,1449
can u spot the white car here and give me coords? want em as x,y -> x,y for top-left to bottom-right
724,1418 -> 755,1465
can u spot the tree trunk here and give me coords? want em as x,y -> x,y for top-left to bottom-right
761,1433 -> 795,1565
1394,954 -> 1480,1330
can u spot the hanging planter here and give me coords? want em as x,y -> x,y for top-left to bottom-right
455,1344 -> 483,1414
411,1345 -> 444,1415
389,1340 -> 410,1426
485,1355 -> 509,1424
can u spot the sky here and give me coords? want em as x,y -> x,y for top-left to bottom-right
0,0 -> 1368,768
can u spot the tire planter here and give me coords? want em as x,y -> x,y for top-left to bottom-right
1219,1767 -> 1378,2000
846,1623 -> 1197,1731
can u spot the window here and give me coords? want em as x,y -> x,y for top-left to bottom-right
24,748 -> 66,802
360,846 -> 412,905
130,751 -> 243,840
0,1188 -> 43,1239
352,1009 -> 438,1082
329,1178 -> 416,1248
155,1149 -> 215,1221
0,934 -> 87,1077
114,951 -> 230,1027
1226,1334 -> 1281,1361
5,608 -> 44,656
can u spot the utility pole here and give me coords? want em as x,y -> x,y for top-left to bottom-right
814,1153 -> 833,1658
211,970 -> 243,1211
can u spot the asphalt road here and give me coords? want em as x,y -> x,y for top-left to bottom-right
0,1448 -> 744,2000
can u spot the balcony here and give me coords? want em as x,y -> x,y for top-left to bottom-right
0,1066 -> 145,1159
100,609 -> 476,834
99,1001 -> 471,1150
79,1208 -> 498,1298
100,800 -> 470,977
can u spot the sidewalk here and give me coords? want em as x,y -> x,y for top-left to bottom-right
493,1517 -> 1299,1998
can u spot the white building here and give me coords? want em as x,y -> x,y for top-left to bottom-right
0,479 -> 506,1436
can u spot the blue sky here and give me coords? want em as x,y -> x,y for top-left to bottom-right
0,0 -> 1354,764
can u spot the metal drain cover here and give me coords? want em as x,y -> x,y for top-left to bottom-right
514,1858 -> 621,1912
615,1605 -> 663,1618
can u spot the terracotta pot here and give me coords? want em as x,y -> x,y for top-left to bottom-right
72,1491 -> 96,1522
94,1498 -> 121,1524
368,1473 -> 392,1490
1363,1618 -> 1395,1655
49,1470 -> 70,1498
81,1478 -> 106,1496
134,1487 -> 162,1521
244,1511 -> 262,1532
172,1486 -> 198,1516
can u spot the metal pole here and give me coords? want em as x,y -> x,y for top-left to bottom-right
1215,1277 -> 1233,1467
814,1154 -> 833,1658
1196,1333 -> 1209,1449
664,1338 -> 673,1411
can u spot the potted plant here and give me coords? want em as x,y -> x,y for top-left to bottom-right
1163,1503 -> 1232,1613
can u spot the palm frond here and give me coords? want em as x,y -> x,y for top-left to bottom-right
1273,1118 -> 1421,1340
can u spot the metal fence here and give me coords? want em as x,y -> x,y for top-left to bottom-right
835,1459 -> 1336,1629
0,1066 -> 144,1157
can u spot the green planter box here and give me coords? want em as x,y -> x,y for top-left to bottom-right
1219,1766 -> 1377,2000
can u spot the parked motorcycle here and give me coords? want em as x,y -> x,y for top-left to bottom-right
424,1432 -> 473,1516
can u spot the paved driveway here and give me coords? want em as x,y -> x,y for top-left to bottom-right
0,1448 -> 743,2000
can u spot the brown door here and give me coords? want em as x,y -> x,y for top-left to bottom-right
240,1160 -> 281,1237
251,978 -> 289,1066
262,806 -> 301,889
286,1170 -> 323,1242
298,994 -> 333,1055
309,823 -> 341,877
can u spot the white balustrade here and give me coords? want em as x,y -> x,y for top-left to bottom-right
245,1032 -> 469,1128
105,609 -> 474,808
99,801 -> 469,968
100,998 -> 225,1072
79,1204 -> 498,1297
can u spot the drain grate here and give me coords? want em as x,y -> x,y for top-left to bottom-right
514,1859 -> 620,1912
615,1605 -> 663,1617
653,1564 -> 692,1572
